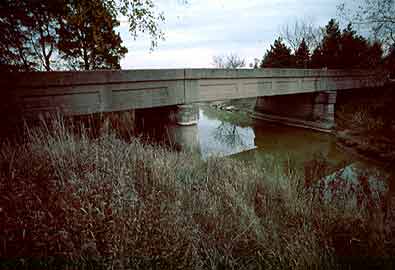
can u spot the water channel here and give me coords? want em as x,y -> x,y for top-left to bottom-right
135,102 -> 392,208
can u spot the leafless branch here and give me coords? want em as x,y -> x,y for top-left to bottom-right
212,53 -> 246,69
280,18 -> 323,52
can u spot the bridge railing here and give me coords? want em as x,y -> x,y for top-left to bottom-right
1,68 -> 385,118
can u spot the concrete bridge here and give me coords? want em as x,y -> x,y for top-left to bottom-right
1,68 -> 384,132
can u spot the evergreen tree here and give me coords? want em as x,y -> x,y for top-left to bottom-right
57,0 -> 127,70
365,41 -> 383,68
384,44 -> 395,77
260,38 -> 294,68
294,39 -> 310,68
310,19 -> 383,69
310,46 -> 324,68
339,23 -> 369,68
320,19 -> 342,68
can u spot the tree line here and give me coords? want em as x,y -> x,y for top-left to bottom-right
259,0 -> 395,72
218,1 -> 395,73
259,18 -> 395,71
2,0 -> 394,73
0,0 -> 164,72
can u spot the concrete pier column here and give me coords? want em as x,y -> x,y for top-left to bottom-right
167,124 -> 201,153
252,91 -> 337,133
313,91 -> 336,124
134,105 -> 200,152
175,104 -> 199,126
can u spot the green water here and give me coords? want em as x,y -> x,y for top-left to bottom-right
136,103 -> 391,199
164,104 -> 391,201
171,105 -> 350,167
233,121 -> 349,166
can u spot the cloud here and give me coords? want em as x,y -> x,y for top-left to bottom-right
118,0 -> 342,69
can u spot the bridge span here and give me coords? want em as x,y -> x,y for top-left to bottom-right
1,68 -> 385,132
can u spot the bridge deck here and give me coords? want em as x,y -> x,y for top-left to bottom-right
1,68 -> 383,116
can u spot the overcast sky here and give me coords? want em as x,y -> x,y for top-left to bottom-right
117,0 -> 344,69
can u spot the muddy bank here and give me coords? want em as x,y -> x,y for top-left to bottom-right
336,129 -> 395,167
335,83 -> 395,167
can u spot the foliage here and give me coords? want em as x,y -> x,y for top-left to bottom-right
0,0 -> 166,71
27,0 -> 66,71
338,0 -> 395,49
311,19 -> 342,69
294,38 -> 310,68
260,37 -> 295,68
57,0 -> 128,70
340,24 -> 383,68
105,0 -> 166,49
366,41 -> 385,67
384,44 -> 395,77
212,53 -> 246,69
261,18 -> 384,70
311,19 -> 383,69
0,0 -> 64,71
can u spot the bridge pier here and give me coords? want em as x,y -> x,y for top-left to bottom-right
252,91 -> 337,132
3,68 -> 383,133
133,105 -> 200,151
175,104 -> 199,126
167,124 -> 201,152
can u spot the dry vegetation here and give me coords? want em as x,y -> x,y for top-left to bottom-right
0,115 -> 394,269
336,84 -> 395,164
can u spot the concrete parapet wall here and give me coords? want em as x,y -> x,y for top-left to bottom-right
1,68 -> 384,118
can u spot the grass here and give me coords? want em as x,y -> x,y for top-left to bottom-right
0,114 -> 394,269
336,85 -> 395,165
201,104 -> 253,127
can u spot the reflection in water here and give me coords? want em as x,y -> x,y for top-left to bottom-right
135,103 -> 393,211
166,124 -> 200,154
134,106 -> 256,159
233,121 -> 350,173
197,109 -> 256,159
213,123 -> 250,149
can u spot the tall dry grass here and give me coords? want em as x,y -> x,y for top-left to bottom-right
0,115 -> 394,269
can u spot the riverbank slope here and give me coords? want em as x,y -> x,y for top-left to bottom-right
335,83 -> 395,167
1,117 -> 394,269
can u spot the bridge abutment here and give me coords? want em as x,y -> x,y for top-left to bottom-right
252,91 -> 337,132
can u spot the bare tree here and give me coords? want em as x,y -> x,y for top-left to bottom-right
212,53 -> 246,69
249,58 -> 260,68
338,0 -> 395,50
213,122 -> 247,149
280,18 -> 323,53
